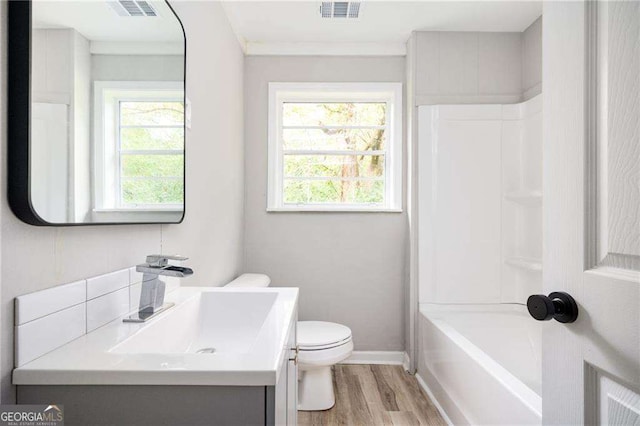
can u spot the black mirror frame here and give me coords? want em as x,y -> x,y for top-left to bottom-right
7,0 -> 187,226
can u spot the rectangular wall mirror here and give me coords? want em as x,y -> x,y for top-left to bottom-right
8,0 -> 186,225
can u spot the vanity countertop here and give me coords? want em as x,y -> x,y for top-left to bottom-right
13,287 -> 298,387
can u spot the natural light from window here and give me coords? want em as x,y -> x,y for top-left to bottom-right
93,81 -> 185,215
119,100 -> 184,207
268,83 -> 402,212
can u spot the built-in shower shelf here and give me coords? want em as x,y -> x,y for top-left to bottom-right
504,191 -> 542,206
504,256 -> 542,272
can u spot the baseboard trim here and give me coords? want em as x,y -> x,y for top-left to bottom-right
340,351 -> 406,365
415,373 -> 454,426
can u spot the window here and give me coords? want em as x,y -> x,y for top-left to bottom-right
268,83 -> 402,212
94,81 -> 184,212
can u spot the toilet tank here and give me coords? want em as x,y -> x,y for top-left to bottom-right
225,273 -> 271,288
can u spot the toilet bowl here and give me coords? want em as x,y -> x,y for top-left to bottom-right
225,274 -> 353,411
297,321 -> 353,410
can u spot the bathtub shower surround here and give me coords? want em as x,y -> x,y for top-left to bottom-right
418,95 -> 542,306
416,95 -> 543,425
14,267 -> 181,367
419,305 -> 542,425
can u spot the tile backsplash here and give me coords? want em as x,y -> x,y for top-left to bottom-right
14,267 -> 181,367
86,287 -> 129,333
86,269 -> 130,300
14,280 -> 86,325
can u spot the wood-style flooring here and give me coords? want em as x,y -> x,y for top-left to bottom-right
298,365 -> 446,426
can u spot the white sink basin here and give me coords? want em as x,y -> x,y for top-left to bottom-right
111,291 -> 278,355
13,287 -> 298,386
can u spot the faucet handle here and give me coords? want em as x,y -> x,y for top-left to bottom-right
145,254 -> 189,268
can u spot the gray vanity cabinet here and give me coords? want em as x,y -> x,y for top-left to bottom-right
17,314 -> 299,426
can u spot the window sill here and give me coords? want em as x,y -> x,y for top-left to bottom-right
93,208 -> 184,213
267,206 -> 403,213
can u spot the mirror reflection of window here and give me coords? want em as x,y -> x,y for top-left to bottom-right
93,82 -> 184,213
119,100 -> 185,208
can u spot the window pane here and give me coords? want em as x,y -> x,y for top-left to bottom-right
284,155 -> 384,178
122,179 -> 183,205
121,155 -> 184,178
120,101 -> 184,126
282,103 -> 386,127
283,128 -> 386,151
283,179 -> 384,204
121,128 -> 184,150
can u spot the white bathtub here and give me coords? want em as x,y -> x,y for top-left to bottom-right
417,304 -> 542,425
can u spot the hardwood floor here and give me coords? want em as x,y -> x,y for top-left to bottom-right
298,365 -> 446,426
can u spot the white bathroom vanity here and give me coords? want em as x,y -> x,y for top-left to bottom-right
14,287 -> 299,426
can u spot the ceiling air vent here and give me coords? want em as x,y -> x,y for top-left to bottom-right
320,2 -> 361,19
108,0 -> 158,17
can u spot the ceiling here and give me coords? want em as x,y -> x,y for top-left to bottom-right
222,1 -> 543,48
33,1 -> 184,42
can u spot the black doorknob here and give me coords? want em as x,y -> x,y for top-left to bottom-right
527,292 -> 579,323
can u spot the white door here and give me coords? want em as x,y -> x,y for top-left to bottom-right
543,1 -> 640,424
31,102 -> 69,223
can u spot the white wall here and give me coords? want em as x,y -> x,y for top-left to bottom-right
413,31 -> 523,105
0,1 -> 245,402
522,17 -> 542,100
411,24 -> 542,105
31,29 -> 72,104
160,1 -> 245,286
72,31 -> 91,223
91,55 -> 184,82
243,56 -> 406,352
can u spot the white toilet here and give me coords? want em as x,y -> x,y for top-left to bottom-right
296,320 -> 353,410
226,274 -> 353,411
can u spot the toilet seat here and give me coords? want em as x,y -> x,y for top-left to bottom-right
297,337 -> 353,367
297,321 -> 352,351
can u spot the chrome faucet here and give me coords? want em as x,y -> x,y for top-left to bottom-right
123,255 -> 193,323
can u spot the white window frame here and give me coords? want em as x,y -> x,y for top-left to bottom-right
267,82 -> 403,212
93,81 -> 184,213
